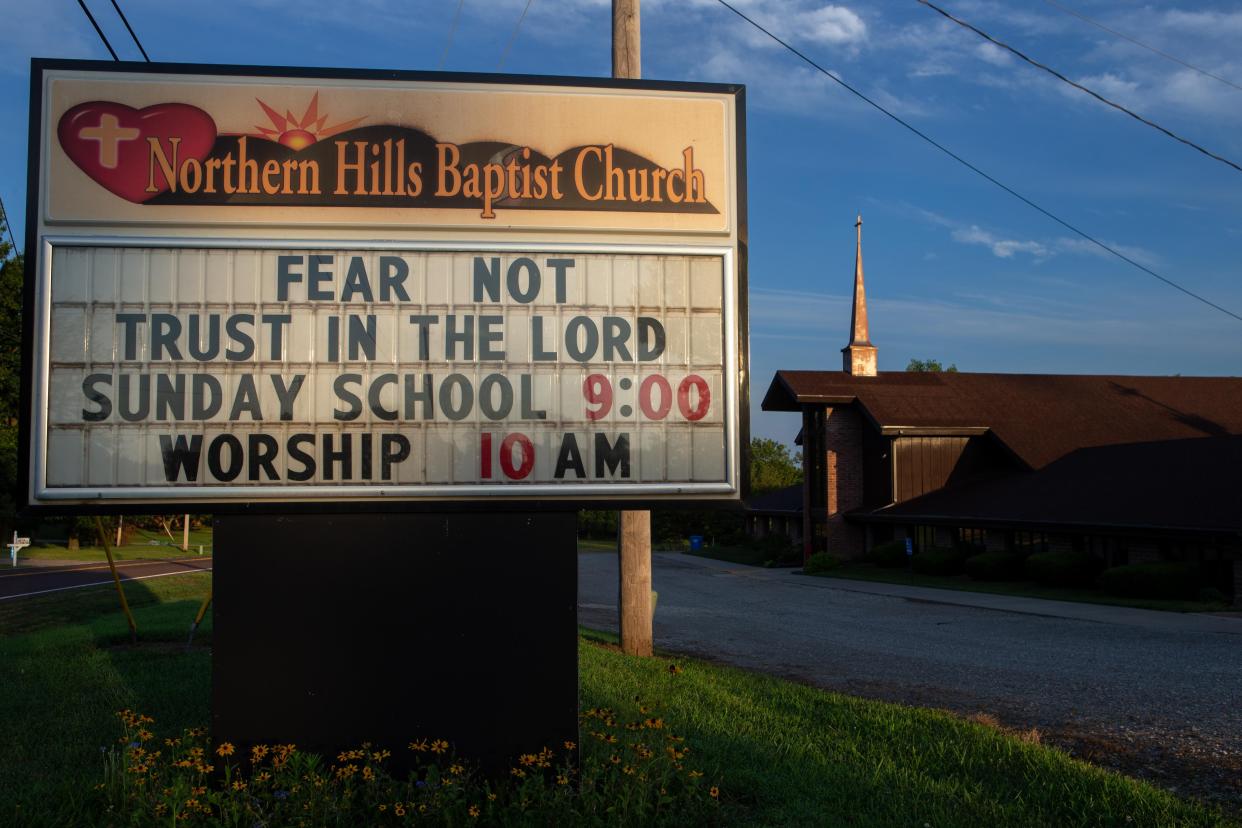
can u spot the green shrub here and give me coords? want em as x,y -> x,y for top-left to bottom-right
1024,551 -> 1105,587
910,547 -> 970,576
751,534 -> 801,566
964,552 -> 1024,581
1099,562 -> 1202,600
1197,587 -> 1227,604
867,540 -> 909,568
803,552 -> 843,575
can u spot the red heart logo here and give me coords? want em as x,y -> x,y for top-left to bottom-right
58,102 -> 217,203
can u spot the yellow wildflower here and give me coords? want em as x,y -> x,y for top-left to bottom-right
216,742 -> 235,757
563,740 -> 576,750
430,739 -> 449,754
469,805 -> 480,818
710,786 -> 720,799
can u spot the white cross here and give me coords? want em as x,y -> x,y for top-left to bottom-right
79,113 -> 140,169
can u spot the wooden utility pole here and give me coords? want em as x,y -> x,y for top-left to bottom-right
182,514 -> 190,552
613,0 -> 653,658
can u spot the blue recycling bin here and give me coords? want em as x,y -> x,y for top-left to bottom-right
689,535 -> 704,551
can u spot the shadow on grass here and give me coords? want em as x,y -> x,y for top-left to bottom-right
1,577 -> 214,825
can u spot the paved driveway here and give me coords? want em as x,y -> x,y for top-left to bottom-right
579,551 -> 1242,810
0,557 -> 213,602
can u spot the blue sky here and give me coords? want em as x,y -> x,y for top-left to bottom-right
2,0 -> 1240,444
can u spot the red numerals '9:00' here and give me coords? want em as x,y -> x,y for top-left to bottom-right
583,374 -> 711,422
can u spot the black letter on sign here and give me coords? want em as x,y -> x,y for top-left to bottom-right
379,256 -> 410,302
554,433 -> 586,479
229,374 -> 263,421
271,374 -> 304,421
82,374 -> 112,422
595,432 -> 630,478
473,256 -> 501,302
159,434 -> 202,482
287,433 -> 316,481
118,374 -> 150,422
334,374 -> 363,420
381,434 -> 411,480
225,314 -> 255,361
248,433 -> 280,481
207,434 -> 243,482
638,318 -> 666,361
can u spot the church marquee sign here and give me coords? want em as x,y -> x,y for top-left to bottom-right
21,60 -> 747,508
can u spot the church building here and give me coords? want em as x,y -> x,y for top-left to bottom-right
760,218 -> 1242,599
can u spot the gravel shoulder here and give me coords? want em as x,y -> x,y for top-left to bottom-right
578,552 -> 1242,815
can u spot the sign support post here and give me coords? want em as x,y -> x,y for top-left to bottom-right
612,0 -> 655,659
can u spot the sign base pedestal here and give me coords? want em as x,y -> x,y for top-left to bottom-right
211,512 -> 578,774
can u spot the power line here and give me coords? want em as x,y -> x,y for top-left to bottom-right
439,0 -> 465,70
109,0 -> 150,61
711,0 -> 1242,324
0,193 -> 16,252
497,0 -> 535,71
1043,0 -> 1242,94
919,0 -> 1242,176
76,0 -> 119,61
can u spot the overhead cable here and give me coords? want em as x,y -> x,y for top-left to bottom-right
711,0 -> 1242,323
1043,0 -> 1242,94
918,0 -> 1242,175
109,0 -> 151,61
440,0 -> 465,70
0,193 -> 16,251
497,0 -> 535,70
76,0 -> 119,61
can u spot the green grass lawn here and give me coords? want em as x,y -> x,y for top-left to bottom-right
817,564 -> 1233,613
577,537 -> 617,553
17,526 -> 214,563
0,576 -> 1232,826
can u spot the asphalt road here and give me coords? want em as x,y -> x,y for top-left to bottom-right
0,556 -> 213,602
579,551 -> 1242,810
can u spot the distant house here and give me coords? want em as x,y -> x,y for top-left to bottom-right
743,483 -> 803,544
760,217 -> 1242,600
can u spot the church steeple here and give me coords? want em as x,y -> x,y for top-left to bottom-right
841,215 -> 878,376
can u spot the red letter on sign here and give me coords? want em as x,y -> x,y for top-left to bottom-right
500,432 -> 535,480
481,432 -> 493,479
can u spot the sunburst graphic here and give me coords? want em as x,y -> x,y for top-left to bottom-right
251,92 -> 366,150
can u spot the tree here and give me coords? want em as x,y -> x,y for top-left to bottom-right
749,437 -> 802,494
906,358 -> 958,373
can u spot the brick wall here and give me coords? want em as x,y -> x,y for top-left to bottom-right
822,405 -> 867,558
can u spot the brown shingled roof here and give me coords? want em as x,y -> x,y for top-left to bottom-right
762,370 -> 1242,470
862,435 -> 1242,535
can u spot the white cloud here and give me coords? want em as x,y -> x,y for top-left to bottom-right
900,204 -> 1161,266
974,42 -> 1010,67
747,286 -> 1240,355
1053,237 -> 1161,269
951,225 -> 1048,259
799,5 -> 868,46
